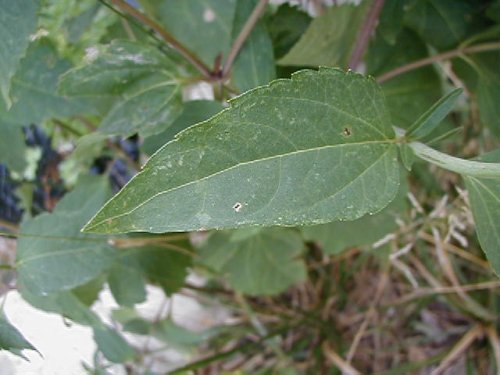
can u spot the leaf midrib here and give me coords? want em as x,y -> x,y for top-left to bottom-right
86,139 -> 395,230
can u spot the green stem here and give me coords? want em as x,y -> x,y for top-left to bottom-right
408,141 -> 500,178
394,128 -> 500,178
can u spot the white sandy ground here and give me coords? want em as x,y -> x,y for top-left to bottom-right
1,276 -> 230,374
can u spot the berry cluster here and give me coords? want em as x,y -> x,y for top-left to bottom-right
0,164 -> 23,224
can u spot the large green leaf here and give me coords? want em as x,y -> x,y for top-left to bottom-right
231,0 -> 275,92
0,310 -> 38,360
0,0 -> 38,108
16,176 -> 117,295
463,151 -> 500,275
278,3 -> 369,68
403,0 -> 488,50
140,0 -> 236,67
59,40 -> 182,137
84,68 -> 399,234
198,228 -> 306,295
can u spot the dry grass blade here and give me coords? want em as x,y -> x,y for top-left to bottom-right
486,325 -> 500,371
419,231 -> 489,270
346,268 -> 389,362
322,341 -> 361,375
388,280 -> 500,305
430,324 -> 484,375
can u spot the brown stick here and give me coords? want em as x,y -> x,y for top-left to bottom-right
222,0 -> 269,79
348,0 -> 385,71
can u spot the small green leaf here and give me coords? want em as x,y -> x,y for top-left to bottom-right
198,228 -> 306,295
93,325 -> 135,363
16,176 -> 117,295
463,151 -> 500,275
59,41 -> 183,137
231,0 -> 275,92
21,289 -> 102,327
399,144 -> 415,171
0,310 -> 38,360
0,0 -> 38,108
278,3 -> 369,68
406,88 -> 463,140
153,319 -> 211,348
108,265 -> 146,307
98,73 -> 183,137
116,242 -> 191,295
84,68 -> 400,234
59,40 -> 172,96
21,287 -> 133,363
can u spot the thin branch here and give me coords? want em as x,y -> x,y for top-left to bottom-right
108,0 -> 212,77
222,0 -> 269,79
377,41 -> 500,83
348,0 -> 385,71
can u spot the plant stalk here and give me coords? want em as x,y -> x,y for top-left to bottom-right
108,0 -> 212,77
348,0 -> 385,71
409,140 -> 500,178
377,41 -> 500,83
222,0 -> 269,79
